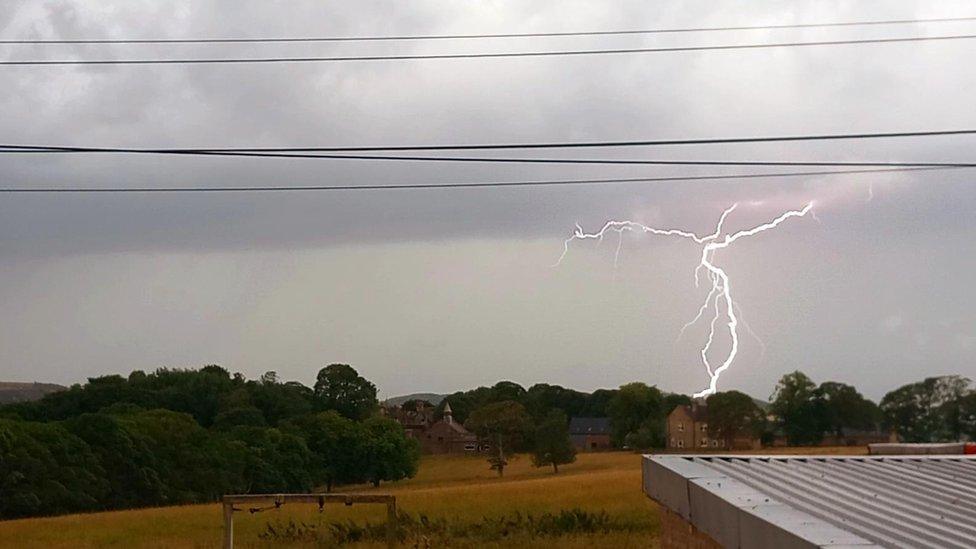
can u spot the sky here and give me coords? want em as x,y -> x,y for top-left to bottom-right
0,0 -> 974,401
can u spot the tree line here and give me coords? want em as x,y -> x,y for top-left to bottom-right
3,366 -> 973,519
436,372 -> 976,473
0,364 -> 419,519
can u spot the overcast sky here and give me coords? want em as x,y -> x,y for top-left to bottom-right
1,1 -> 974,401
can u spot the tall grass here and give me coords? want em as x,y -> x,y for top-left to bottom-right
0,447 -> 862,547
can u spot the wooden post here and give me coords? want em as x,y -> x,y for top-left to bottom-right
220,493 -> 394,547
222,501 -> 234,549
386,498 -> 397,548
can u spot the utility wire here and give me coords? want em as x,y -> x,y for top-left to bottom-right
2,148 -> 973,168
0,166 -> 966,193
4,129 -> 976,154
2,33 -> 975,65
3,15 -> 975,44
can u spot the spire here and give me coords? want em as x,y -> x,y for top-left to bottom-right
443,401 -> 453,424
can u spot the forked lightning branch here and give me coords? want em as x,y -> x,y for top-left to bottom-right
556,202 -> 814,398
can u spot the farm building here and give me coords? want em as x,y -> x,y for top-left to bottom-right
643,454 -> 976,548
418,403 -> 479,454
568,417 -> 612,451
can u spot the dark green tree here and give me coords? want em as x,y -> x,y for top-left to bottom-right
769,371 -> 827,446
465,401 -> 532,476
958,392 -> 976,441
523,384 -> 588,421
819,381 -> 881,438
282,411 -> 367,491
361,417 -> 421,487
607,383 -> 664,447
313,364 -> 378,420
705,391 -> 765,448
531,410 -> 576,473
663,393 -> 693,415
880,376 -> 971,442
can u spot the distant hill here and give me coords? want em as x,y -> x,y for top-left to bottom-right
0,382 -> 66,404
383,392 -> 447,407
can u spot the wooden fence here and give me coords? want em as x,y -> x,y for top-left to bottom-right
222,493 -> 397,548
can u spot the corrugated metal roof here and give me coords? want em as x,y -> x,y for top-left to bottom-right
643,454 -> 976,548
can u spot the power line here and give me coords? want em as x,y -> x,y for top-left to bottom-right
2,148 -> 973,167
2,33 -> 975,65
0,166 -> 966,193
4,129 -> 975,155
3,16 -> 975,44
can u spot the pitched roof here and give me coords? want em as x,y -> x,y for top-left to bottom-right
644,454 -> 976,548
568,417 -> 611,435
669,404 -> 709,422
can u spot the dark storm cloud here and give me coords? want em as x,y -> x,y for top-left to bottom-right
0,1 -> 974,398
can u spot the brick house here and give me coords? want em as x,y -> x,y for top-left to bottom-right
386,401 -> 435,440
666,402 -> 760,451
418,403 -> 479,454
666,402 -> 713,450
568,417 -> 612,451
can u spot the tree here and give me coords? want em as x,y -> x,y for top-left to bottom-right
361,417 -> 421,487
282,411 -> 367,491
579,388 -> 618,417
705,391 -> 764,448
465,401 -> 532,476
531,410 -> 576,473
880,376 -> 971,442
819,381 -> 881,438
313,364 -> 378,420
663,393 -> 692,416
958,392 -> 976,441
607,383 -> 664,447
769,371 -> 827,446
524,384 -> 588,421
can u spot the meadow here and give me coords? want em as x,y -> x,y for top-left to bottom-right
0,447 -> 865,548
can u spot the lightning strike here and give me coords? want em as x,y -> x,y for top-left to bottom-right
556,202 -> 813,397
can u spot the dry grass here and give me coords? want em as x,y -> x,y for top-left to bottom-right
0,446 -> 864,548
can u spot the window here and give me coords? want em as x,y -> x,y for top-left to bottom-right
700,424 -> 708,432
700,438 -> 708,447
677,439 -> 684,448
711,440 -> 719,447
678,422 -> 684,432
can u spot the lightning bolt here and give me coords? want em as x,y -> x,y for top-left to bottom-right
556,202 -> 813,397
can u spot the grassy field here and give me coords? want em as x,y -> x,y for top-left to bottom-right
0,447 -> 866,548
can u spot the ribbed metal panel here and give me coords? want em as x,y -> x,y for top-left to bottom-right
688,455 -> 976,549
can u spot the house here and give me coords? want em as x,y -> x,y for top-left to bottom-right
418,403 -> 479,454
666,402 -> 713,450
385,400 -> 435,440
568,417 -> 612,451
666,402 -> 760,451
644,454 -> 976,547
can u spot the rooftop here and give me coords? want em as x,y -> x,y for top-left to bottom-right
568,417 -> 611,435
643,454 -> 976,548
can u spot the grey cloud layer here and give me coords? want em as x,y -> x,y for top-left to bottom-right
0,1 -> 974,398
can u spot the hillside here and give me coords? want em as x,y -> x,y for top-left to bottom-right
0,382 -> 65,404
382,392 -> 447,406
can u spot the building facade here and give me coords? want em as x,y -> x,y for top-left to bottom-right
666,402 -> 760,451
386,401 -> 479,454
666,403 -> 715,450
568,417 -> 612,451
